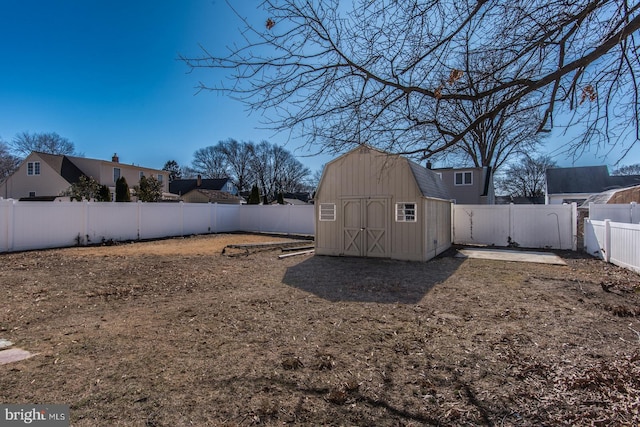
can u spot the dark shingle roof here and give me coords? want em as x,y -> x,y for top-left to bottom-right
408,160 -> 451,200
36,152 -> 86,183
546,166 -> 640,194
169,178 -> 230,195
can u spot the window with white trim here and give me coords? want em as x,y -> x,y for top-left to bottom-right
455,171 -> 472,186
27,161 -> 40,176
113,167 -> 121,182
157,174 -> 163,183
319,203 -> 336,221
396,203 -> 416,222
139,171 -> 144,179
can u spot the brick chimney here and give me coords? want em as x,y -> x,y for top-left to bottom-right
197,174 -> 202,187
426,161 -> 432,169
112,153 -> 119,163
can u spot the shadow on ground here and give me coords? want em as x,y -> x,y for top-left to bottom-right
282,254 -> 463,304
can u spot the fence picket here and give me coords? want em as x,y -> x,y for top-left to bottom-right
0,201 -> 314,252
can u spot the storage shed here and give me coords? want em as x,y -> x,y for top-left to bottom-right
315,146 -> 452,261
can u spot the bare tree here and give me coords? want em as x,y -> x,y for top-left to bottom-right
0,140 -> 20,182
191,144 -> 229,178
611,163 -> 640,175
433,51 -> 547,171
495,155 -> 557,197
11,131 -> 78,157
218,139 -> 255,192
183,0 -> 640,162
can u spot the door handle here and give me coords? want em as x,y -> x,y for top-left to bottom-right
360,227 -> 366,231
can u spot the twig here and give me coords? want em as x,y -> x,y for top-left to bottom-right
628,326 -> 640,343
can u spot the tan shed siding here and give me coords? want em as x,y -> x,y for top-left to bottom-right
316,148 -> 423,259
423,199 -> 452,259
315,204 -> 340,255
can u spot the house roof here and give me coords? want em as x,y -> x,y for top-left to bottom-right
35,152 -> 86,184
185,189 -> 243,203
546,166 -> 640,194
580,184 -> 640,206
408,160 -> 452,200
169,178 -> 230,195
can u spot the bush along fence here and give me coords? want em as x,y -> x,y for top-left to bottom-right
0,200 -> 314,253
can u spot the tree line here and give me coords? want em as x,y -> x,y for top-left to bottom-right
163,139 -> 312,203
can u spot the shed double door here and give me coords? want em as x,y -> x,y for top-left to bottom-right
341,198 -> 389,257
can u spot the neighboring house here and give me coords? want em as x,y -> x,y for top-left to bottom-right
271,192 -> 313,205
0,152 -> 169,201
169,176 -> 240,203
545,166 -> 640,205
580,184 -> 640,206
430,165 -> 495,204
314,146 -> 452,262
495,195 -> 545,205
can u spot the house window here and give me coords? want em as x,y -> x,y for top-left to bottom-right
113,167 -> 121,182
396,203 -> 416,222
29,191 -> 36,197
225,182 -> 233,193
319,203 -> 336,221
455,171 -> 472,186
157,174 -> 163,183
27,161 -> 40,176
139,171 -> 144,180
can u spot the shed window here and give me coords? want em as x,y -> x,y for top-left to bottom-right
396,203 -> 416,222
455,171 -> 472,185
319,203 -> 336,221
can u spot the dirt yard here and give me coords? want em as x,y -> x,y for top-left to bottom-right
1,234 -> 639,426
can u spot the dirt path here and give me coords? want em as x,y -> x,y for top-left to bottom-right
1,234 -> 639,426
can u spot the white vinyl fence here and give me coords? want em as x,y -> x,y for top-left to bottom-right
452,203 -> 577,250
0,199 -> 314,252
584,219 -> 640,274
589,202 -> 640,223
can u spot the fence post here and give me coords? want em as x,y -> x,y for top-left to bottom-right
571,202 -> 577,251
180,201 -> 184,237
7,199 -> 14,252
509,203 -> 515,245
137,201 -> 142,240
211,203 -> 216,233
83,201 -> 89,246
603,219 -> 611,263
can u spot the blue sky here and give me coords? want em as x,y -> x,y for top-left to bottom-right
0,1 -> 637,174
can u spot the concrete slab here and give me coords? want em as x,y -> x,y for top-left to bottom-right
0,348 -> 36,365
456,248 -> 567,265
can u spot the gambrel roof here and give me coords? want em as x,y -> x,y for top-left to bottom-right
408,160 -> 451,200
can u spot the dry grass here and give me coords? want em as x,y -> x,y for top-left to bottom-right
1,234 -> 639,426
